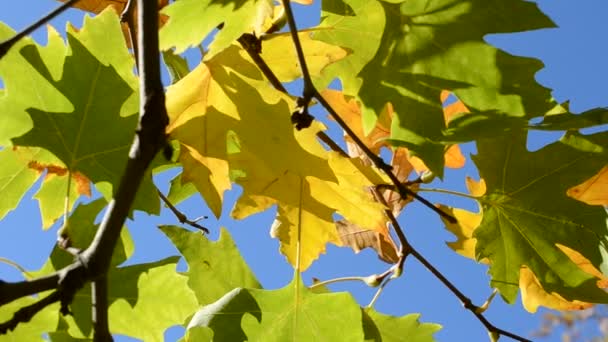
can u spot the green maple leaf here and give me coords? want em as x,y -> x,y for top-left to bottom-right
159,0 -> 273,58
0,296 -> 59,341
159,225 -> 261,305
186,277 -> 365,341
472,131 -> 608,303
0,24 -> 68,146
314,0 -> 556,175
363,309 -> 441,342
10,10 -> 158,215
32,202 -> 196,341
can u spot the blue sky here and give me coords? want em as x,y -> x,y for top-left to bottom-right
1,1 -> 607,341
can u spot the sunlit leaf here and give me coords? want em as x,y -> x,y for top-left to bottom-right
11,9 -> 159,216
363,308 -> 441,342
159,225 -> 261,305
260,32 -> 348,83
315,0 -> 556,175
186,277 -> 365,341
159,0 -> 273,57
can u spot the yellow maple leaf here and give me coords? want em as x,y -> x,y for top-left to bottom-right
167,45 -> 385,271
438,177 -> 486,261
566,164 -> 608,206
260,32 -> 348,83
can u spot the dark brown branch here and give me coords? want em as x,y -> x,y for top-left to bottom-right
157,188 -> 209,234
0,291 -> 61,334
316,131 -> 348,158
0,274 -> 59,306
91,275 -> 111,341
0,0 -> 167,336
410,248 -> 531,342
0,0 -> 81,59
237,34 -> 287,93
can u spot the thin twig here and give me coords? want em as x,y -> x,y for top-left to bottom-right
410,248 -> 531,342
157,188 -> 209,234
0,0 -> 81,59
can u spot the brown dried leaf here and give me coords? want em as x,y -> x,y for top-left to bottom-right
336,220 -> 399,264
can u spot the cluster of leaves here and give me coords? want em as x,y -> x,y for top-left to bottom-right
0,0 -> 607,340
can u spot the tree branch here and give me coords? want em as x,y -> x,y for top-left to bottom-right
0,0 -> 81,59
0,0 -> 167,337
91,275 -> 111,341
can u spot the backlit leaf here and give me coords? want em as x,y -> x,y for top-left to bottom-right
472,131 -> 608,304
11,9 -> 159,216
159,225 -> 261,305
186,277 -> 365,341
363,308 -> 441,342
159,0 -> 273,57
315,0 -> 556,175
260,32 -> 348,83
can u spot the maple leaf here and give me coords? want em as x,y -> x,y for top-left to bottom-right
438,177 -> 608,312
362,309 -> 441,342
0,24 -> 69,145
186,278 -> 366,341
260,32 -> 348,83
166,44 -> 384,271
159,225 -> 262,305
30,201 -> 197,341
520,243 -> 608,313
11,10 -> 159,216
314,0 -> 556,175
472,131 -> 608,304
159,0 -> 274,57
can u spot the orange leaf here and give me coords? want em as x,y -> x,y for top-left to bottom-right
566,165 -> 608,206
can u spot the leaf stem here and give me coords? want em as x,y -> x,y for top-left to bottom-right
417,187 -> 479,200
0,0 -> 81,59
309,276 -> 368,289
366,277 -> 390,309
